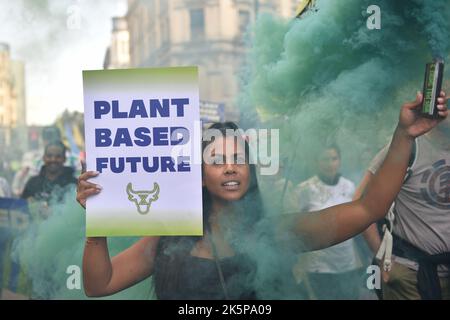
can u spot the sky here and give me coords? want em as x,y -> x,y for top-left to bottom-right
0,0 -> 127,126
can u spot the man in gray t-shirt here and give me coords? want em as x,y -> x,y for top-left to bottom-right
368,135 -> 450,258
356,116 -> 450,300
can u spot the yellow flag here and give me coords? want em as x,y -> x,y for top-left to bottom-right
72,123 -> 85,150
295,0 -> 315,18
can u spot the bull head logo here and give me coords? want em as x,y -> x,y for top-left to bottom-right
126,182 -> 160,214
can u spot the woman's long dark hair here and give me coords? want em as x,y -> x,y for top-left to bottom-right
153,122 -> 265,299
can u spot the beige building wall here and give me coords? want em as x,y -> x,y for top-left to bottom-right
0,43 -> 12,128
0,43 -> 26,149
104,17 -> 130,69
124,0 -> 298,121
11,61 -> 26,127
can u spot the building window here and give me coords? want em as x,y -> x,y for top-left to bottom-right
190,8 -> 205,41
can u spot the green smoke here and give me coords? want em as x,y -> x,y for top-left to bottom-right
240,0 -> 450,182
410,0 -> 450,59
235,0 -> 450,299
11,188 -> 154,299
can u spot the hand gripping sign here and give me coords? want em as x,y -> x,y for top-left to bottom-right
83,67 -> 203,237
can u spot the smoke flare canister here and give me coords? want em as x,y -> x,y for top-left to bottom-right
421,60 -> 444,118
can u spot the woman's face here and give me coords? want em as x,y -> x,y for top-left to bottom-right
317,148 -> 340,180
202,136 -> 250,206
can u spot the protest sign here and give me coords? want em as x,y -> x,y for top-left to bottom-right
83,67 -> 202,236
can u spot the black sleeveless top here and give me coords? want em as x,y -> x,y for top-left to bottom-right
155,253 -> 257,300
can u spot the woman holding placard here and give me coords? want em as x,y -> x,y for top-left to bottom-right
77,91 -> 448,299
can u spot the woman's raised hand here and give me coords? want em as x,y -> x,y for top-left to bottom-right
397,91 -> 448,138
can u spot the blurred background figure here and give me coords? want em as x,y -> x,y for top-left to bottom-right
12,126 -> 62,198
21,140 -> 77,217
12,152 -> 40,198
0,190 -> 31,300
19,139 -> 76,225
0,176 -> 12,198
292,142 -> 364,299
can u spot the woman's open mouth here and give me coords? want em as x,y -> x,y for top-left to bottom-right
221,180 -> 240,191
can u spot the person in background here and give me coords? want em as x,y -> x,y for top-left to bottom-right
0,176 -> 12,198
21,141 -> 77,218
292,142 -> 363,299
12,126 -> 63,197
